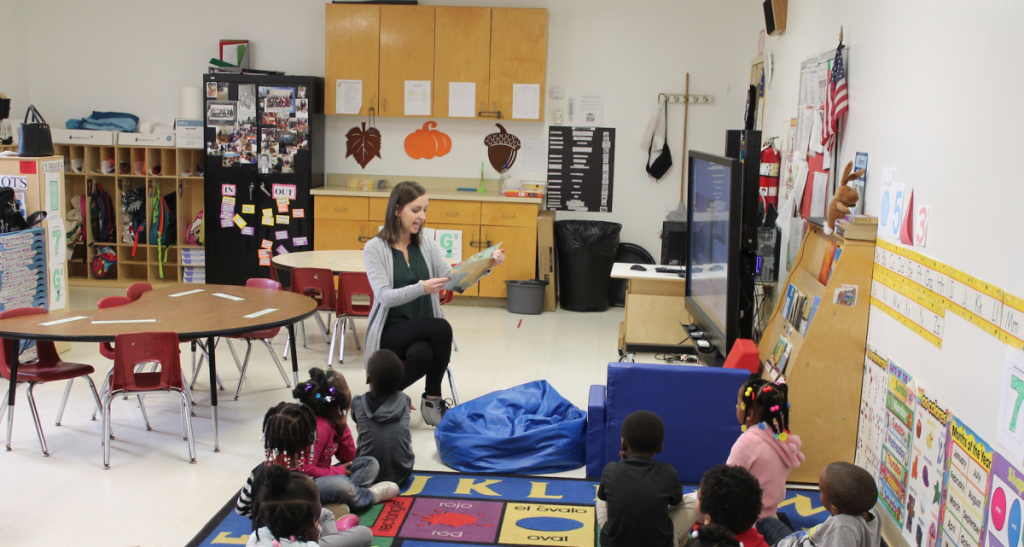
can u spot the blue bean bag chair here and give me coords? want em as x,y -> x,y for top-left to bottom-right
434,380 -> 587,474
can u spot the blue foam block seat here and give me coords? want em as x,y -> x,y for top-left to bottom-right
587,362 -> 750,483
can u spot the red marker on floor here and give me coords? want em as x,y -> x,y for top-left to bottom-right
517,319 -> 522,328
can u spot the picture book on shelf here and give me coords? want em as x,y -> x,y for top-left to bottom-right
767,336 -> 792,378
819,241 -> 837,285
827,245 -> 843,284
799,296 -> 821,337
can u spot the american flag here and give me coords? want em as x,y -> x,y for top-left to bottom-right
823,41 -> 848,151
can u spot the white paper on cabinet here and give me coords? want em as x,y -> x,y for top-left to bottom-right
405,81 -> 431,116
448,82 -> 476,118
335,80 -> 362,114
512,84 -> 540,120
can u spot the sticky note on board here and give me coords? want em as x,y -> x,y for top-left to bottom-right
261,216 -> 274,226
275,230 -> 288,240
293,237 -> 308,246
261,239 -> 273,250
259,257 -> 271,266
276,197 -> 289,213
258,249 -> 271,259
222,196 -> 236,205
241,204 -> 255,214
276,215 -> 289,225
241,226 -> 254,236
276,245 -> 289,255
262,208 -> 273,217
293,209 -> 305,218
220,218 -> 233,228
232,214 -> 246,228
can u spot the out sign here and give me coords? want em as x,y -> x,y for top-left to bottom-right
272,184 -> 297,201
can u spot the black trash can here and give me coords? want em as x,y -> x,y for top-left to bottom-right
554,220 -> 622,312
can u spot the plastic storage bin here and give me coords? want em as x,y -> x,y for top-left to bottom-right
505,279 -> 549,315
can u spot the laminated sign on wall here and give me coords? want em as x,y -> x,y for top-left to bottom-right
546,126 -> 615,212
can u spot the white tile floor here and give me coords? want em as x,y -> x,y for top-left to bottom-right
0,286 -> 625,546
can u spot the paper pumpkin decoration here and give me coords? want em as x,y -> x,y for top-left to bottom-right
405,121 -> 451,159
345,122 -> 381,169
484,123 -> 521,173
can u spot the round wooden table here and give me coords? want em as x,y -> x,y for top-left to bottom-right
0,284 -> 317,452
272,250 -> 366,274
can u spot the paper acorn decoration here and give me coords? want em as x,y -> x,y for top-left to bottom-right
405,121 -> 451,159
484,123 -> 521,173
345,122 -> 381,169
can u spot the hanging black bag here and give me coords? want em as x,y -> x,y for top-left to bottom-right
646,100 -> 672,180
17,105 -> 54,157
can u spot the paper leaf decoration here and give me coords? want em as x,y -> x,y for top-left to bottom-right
483,123 -> 521,173
345,122 -> 381,169
405,121 -> 452,160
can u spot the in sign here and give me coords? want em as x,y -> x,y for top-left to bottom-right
272,184 -> 297,200
222,184 -> 237,196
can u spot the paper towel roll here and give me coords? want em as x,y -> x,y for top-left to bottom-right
179,87 -> 203,119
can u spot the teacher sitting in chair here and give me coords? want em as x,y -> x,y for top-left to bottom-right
364,181 -> 504,425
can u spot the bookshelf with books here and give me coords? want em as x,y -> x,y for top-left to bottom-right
756,219 -> 876,483
52,143 -> 205,288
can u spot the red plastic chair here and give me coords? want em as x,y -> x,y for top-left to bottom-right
283,268 -> 336,359
0,307 -> 104,455
126,282 -> 153,302
96,296 -> 164,428
224,278 -> 291,400
329,272 -> 375,366
103,332 -> 195,468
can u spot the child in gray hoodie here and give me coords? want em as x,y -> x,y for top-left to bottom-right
352,349 -> 414,485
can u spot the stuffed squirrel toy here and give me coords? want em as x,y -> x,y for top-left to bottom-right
826,161 -> 866,232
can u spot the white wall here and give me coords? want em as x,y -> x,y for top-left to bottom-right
762,0 -> 1024,448
0,0 -> 30,136
19,0 -> 761,255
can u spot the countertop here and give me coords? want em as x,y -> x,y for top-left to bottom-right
310,186 -> 542,204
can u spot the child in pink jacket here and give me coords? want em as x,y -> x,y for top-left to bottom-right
727,374 -> 804,545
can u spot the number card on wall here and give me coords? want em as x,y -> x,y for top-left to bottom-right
856,344 -> 890,481
903,388 -> 949,547
940,416 -> 994,547
986,451 -> 1022,547
998,347 -> 1024,464
880,362 -> 917,528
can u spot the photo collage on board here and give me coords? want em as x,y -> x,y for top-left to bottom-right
205,83 -> 258,167
258,85 -> 309,174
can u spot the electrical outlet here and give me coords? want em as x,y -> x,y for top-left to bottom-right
554,109 -> 563,124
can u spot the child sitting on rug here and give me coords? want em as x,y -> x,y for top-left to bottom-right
351,349 -> 414,484
697,464 -> 769,547
802,462 -> 881,547
728,374 -> 805,544
236,402 -> 373,547
293,368 -> 400,507
596,410 -> 684,547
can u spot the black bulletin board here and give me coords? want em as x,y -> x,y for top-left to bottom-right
546,126 -> 615,212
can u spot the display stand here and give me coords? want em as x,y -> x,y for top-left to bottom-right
52,143 -> 205,288
756,222 -> 874,483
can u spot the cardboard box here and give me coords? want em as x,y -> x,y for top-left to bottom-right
51,129 -> 116,146
537,210 -> 556,311
175,119 -> 203,149
117,133 -> 175,147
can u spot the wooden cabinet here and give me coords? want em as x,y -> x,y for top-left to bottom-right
434,7 -> 491,119
488,8 -> 548,120
478,225 -> 537,298
325,5 -> 547,121
314,194 -> 538,298
378,5 -> 435,117
325,4 -> 380,116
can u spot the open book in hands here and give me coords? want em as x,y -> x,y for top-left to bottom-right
443,242 -> 503,293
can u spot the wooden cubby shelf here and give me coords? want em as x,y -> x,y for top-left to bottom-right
53,143 -> 206,288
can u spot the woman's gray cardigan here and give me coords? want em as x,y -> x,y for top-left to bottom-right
362,236 -> 452,364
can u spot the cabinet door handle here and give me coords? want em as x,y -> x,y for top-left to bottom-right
503,214 -> 516,219
334,208 -> 348,212
470,238 -> 493,248
446,211 -> 459,216
357,227 -> 371,243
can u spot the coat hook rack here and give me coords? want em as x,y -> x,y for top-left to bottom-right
659,92 -> 713,104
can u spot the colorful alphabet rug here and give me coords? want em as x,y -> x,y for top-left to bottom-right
189,471 -> 829,547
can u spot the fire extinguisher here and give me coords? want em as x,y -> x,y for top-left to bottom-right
759,139 -> 781,208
